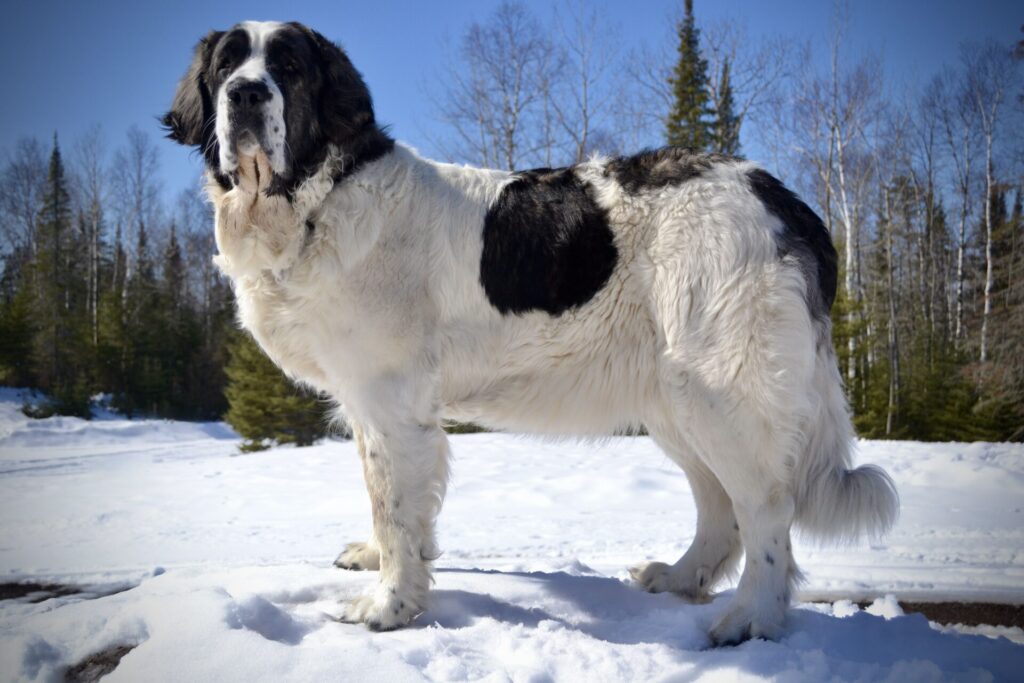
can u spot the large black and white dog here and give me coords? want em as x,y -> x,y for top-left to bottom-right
164,21 -> 897,643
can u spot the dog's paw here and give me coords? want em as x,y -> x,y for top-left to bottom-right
629,561 -> 711,602
709,600 -> 785,647
630,561 -> 673,593
334,542 -> 381,571
341,591 -> 420,632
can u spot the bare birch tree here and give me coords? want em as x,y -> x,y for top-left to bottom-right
909,84 -> 946,345
927,70 -> 978,345
0,137 -> 47,256
618,7 -> 677,151
702,20 -> 794,153
433,1 -> 559,169
111,126 -> 161,283
72,125 -> 107,346
551,0 -> 621,161
962,41 -> 1017,362
873,109 -> 913,434
781,21 -> 883,387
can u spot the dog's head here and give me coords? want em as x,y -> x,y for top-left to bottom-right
163,21 -> 385,195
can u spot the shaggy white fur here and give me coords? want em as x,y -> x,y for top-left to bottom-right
207,139 -> 898,641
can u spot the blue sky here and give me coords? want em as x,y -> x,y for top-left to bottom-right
1,0 -> 1018,201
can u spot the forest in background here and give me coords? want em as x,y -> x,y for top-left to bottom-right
1,1 -> 1021,443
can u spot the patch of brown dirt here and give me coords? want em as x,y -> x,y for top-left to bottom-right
856,601 -> 1024,628
64,644 -> 137,683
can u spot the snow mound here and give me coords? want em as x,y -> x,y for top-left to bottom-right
3,564 -> 1023,682
0,387 -> 237,452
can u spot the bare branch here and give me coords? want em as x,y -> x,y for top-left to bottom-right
0,137 -> 47,255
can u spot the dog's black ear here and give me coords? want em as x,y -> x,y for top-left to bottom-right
162,30 -> 222,146
302,27 -> 378,147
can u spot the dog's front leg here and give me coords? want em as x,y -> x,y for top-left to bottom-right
335,423 -> 381,571
342,419 -> 449,631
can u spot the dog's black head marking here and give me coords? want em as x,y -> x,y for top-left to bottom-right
163,21 -> 393,198
162,30 -> 226,182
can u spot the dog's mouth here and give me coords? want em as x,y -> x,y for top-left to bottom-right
235,130 -> 261,157
221,115 -> 289,195
230,136 -> 290,197
231,147 -> 277,195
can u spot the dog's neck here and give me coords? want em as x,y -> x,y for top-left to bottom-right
290,144 -> 349,223
206,144 -> 344,236
207,140 -> 407,283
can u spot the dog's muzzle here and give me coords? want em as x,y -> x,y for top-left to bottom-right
227,79 -> 271,147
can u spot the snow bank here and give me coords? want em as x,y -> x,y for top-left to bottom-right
1,392 -> 1022,681
4,565 -> 1023,682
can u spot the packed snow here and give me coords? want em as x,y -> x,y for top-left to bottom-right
1,387 -> 1022,681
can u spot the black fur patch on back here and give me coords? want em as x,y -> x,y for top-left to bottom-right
606,147 -> 732,193
481,168 -> 618,316
747,169 -> 838,317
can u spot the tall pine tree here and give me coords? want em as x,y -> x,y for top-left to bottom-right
161,223 -> 190,417
29,136 -> 90,416
665,0 -> 713,150
97,223 -> 128,403
711,57 -> 741,154
120,221 -> 164,415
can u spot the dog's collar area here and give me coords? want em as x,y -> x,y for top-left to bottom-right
330,134 -> 395,186
230,133 -> 394,204
214,171 -> 233,191
264,173 -> 292,200
295,216 -> 318,264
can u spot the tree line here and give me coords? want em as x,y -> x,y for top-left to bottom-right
0,128 -> 229,419
1,1 -> 1021,443
0,127 -> 327,448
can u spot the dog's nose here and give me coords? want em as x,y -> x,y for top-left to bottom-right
228,80 -> 271,111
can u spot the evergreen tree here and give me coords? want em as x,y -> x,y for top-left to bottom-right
159,223 -> 205,419
665,0 -> 713,150
0,247 -> 35,386
161,223 -> 187,415
29,136 -> 90,416
120,221 -> 164,415
223,331 -> 329,452
97,224 -> 128,401
831,273 -> 872,432
163,223 -> 186,315
191,274 -> 233,419
711,57 -> 741,155
32,136 -> 72,391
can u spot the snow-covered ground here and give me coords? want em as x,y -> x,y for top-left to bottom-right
1,387 -> 1022,681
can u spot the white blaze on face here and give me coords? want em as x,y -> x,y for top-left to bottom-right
215,21 -> 288,178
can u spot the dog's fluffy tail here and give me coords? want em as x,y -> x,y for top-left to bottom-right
793,329 -> 899,543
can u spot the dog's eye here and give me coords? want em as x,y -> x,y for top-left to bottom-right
216,42 -> 245,76
280,56 -> 300,74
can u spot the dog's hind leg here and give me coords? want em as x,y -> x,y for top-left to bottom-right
630,437 -> 742,602
710,483 -> 800,645
340,413 -> 449,631
660,378 -> 803,646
